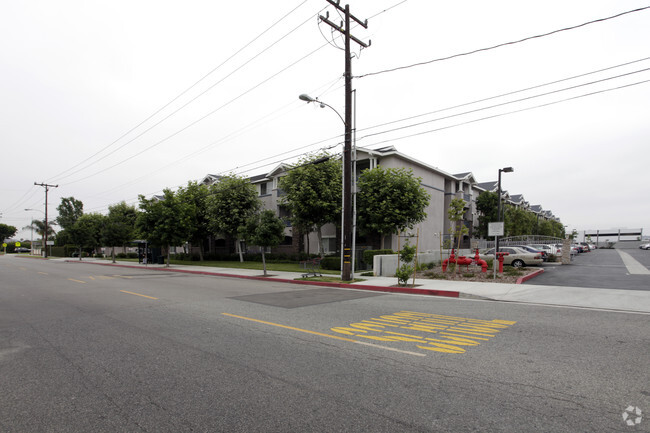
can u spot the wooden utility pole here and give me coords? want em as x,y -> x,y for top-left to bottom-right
319,1 -> 369,281
34,182 -> 58,258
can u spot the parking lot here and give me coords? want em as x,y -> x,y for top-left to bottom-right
525,241 -> 650,291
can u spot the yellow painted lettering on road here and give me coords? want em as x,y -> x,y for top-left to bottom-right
222,313 -> 425,357
68,278 -> 87,284
331,311 -> 516,355
120,290 -> 158,300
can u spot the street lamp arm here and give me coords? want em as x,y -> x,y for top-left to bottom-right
298,94 -> 346,126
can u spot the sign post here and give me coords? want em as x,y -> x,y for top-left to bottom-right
488,222 -> 504,279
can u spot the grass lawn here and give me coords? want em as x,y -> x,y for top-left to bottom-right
102,257 -> 341,275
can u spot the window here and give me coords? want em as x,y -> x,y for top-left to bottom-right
260,182 -> 267,196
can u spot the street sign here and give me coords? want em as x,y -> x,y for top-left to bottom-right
46,241 -> 54,246
15,241 -> 21,247
488,222 -> 504,237
2,243 -> 6,248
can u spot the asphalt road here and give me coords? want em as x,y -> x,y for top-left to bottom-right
527,243 -> 650,291
1,255 -> 649,432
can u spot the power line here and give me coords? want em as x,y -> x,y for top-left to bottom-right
358,67 -> 650,141
360,79 -> 650,148
356,5 -> 650,79
46,1 -> 318,184
357,56 -> 650,135
60,40 -> 332,186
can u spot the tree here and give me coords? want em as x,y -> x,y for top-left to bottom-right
56,197 -> 84,230
137,189 -> 193,267
475,191 -> 499,239
206,175 -> 260,262
357,166 -> 430,249
504,205 -> 536,237
23,219 -> 56,252
239,210 -> 286,276
177,181 -> 210,261
447,198 -> 468,274
68,213 -> 106,259
278,153 -> 341,257
102,202 -> 138,263
0,223 -> 18,242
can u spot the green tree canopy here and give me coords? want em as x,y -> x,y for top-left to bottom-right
137,189 -> 193,267
0,223 -> 18,242
278,153 -> 342,256
102,202 -> 138,263
56,197 -> 84,230
177,181 -> 210,261
206,174 -> 260,262
357,166 -> 430,249
68,213 -> 106,258
504,205 -> 536,237
239,210 -> 286,276
475,191 -> 498,239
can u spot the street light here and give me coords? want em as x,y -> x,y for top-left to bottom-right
495,166 -> 514,253
299,93 -> 354,281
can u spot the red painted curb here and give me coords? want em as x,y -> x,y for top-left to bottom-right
516,268 -> 544,284
64,260 -> 460,298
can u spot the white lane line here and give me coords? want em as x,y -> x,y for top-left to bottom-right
616,250 -> 650,275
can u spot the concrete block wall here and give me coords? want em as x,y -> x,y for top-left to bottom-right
372,249 -> 474,277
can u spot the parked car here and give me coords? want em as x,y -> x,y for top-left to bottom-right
640,243 -> 650,250
530,244 -> 559,255
511,245 -> 548,261
579,242 -> 592,252
480,247 -> 544,268
15,247 -> 31,253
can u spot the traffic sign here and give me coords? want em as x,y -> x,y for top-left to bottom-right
15,241 -> 21,247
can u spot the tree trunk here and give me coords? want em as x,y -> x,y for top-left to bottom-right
112,246 -> 116,263
198,241 -> 204,262
262,249 -> 267,276
380,234 -> 385,250
316,227 -> 324,258
237,239 -> 244,262
78,246 -> 82,261
166,245 -> 170,268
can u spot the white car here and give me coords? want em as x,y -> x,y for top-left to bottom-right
639,243 -> 650,250
480,247 -> 544,268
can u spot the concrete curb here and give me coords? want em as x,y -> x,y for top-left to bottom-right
516,268 -> 545,284
64,260 -> 460,299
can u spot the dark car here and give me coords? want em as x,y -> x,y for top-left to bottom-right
15,247 -> 31,253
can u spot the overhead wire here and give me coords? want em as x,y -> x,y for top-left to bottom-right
360,79 -> 650,148
356,56 -> 650,135
356,5 -> 650,79
357,67 -> 650,141
47,1 -> 322,184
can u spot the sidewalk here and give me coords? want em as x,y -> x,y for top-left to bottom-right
61,258 -> 650,314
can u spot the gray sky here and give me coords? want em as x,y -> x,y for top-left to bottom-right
2,0 -> 649,241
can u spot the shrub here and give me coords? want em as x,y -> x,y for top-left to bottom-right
417,262 -> 434,270
319,256 -> 341,270
395,263 -> 413,286
360,271 -> 374,277
116,253 -> 127,259
362,249 -> 394,265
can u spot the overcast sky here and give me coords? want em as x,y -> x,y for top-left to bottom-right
2,0 -> 649,241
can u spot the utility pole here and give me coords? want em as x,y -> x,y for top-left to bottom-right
34,182 -> 58,258
319,1 -> 369,281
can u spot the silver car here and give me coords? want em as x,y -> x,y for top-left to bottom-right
480,247 -> 544,268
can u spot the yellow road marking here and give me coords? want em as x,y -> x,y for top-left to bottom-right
222,313 -> 425,357
68,278 -> 87,284
120,290 -> 158,300
88,276 -> 96,280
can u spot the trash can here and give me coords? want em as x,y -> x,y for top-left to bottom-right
157,256 -> 164,265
